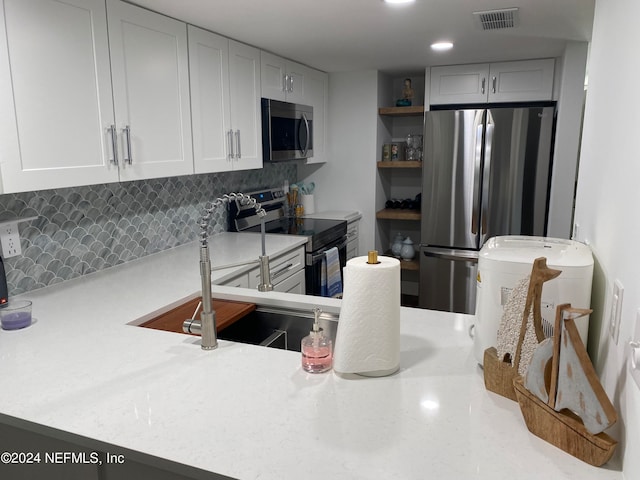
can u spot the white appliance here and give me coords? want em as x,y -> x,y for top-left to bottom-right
473,236 -> 594,366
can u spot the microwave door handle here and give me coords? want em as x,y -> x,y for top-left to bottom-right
301,113 -> 310,156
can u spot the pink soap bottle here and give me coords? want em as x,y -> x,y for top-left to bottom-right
301,308 -> 333,373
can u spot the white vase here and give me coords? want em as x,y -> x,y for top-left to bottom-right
400,237 -> 415,261
391,233 -> 404,258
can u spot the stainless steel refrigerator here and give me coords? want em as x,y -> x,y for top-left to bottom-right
419,106 -> 555,314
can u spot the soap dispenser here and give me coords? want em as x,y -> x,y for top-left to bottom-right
301,308 -> 333,373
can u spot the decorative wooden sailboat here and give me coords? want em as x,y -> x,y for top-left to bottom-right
484,257 -> 561,400
513,304 -> 618,466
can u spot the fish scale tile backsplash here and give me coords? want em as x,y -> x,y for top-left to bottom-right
0,164 -> 296,295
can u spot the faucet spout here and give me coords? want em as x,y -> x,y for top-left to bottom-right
188,193 -> 269,350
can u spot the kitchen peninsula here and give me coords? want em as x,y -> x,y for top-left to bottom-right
0,233 -> 622,480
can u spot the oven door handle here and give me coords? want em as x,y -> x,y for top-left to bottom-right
309,238 -> 348,264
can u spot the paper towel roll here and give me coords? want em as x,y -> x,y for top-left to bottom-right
333,254 -> 401,377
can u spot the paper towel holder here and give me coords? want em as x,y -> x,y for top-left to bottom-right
367,250 -> 381,265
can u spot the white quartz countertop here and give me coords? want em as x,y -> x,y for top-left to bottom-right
0,232 -> 622,479
303,210 -> 362,222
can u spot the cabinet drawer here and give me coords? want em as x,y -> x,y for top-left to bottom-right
273,268 -> 305,294
249,246 -> 305,289
219,271 -> 250,288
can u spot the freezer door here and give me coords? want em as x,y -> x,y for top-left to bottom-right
480,106 -> 555,245
422,110 -> 485,249
419,247 -> 478,314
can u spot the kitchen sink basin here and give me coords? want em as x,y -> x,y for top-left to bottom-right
218,306 -> 338,352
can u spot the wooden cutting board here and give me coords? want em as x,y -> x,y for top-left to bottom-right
140,297 -> 256,335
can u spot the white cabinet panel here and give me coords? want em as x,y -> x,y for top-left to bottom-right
107,0 -> 193,181
249,246 -> 305,290
274,268 -> 305,294
430,64 -> 490,105
260,51 -> 306,104
430,59 -> 555,105
304,67 -> 329,165
488,59 -> 555,103
0,0 -> 118,193
188,26 -> 231,173
228,40 -> 262,171
219,271 -> 250,288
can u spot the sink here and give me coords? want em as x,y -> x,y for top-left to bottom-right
218,306 -> 338,352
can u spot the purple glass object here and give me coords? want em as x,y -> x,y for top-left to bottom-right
1,311 -> 31,330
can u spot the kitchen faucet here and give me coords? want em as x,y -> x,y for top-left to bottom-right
184,193 -> 272,350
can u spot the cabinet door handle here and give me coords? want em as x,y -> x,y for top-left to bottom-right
109,125 -> 118,165
123,125 -> 132,165
481,78 -> 485,95
289,75 -> 294,92
235,130 -> 241,159
492,76 -> 497,94
227,129 -> 234,160
283,74 -> 289,92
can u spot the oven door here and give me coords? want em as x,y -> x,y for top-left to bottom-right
305,236 -> 347,296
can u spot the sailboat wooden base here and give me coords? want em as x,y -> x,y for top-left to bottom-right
513,377 -> 617,466
483,347 -> 518,401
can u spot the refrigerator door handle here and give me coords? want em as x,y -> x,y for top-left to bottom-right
480,117 -> 495,245
471,123 -> 483,235
421,247 -> 479,263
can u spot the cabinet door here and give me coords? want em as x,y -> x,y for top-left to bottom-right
430,64 -> 490,105
488,59 -> 555,102
107,0 -> 193,181
304,67 -> 329,164
228,40 -> 262,171
188,26 -> 232,174
284,61 -> 307,104
0,0 -> 118,193
273,268 -> 305,294
260,51 -> 287,101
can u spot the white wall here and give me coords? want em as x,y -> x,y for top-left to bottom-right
574,0 -> 640,476
299,71 -> 380,254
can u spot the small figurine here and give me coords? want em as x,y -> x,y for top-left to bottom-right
396,78 -> 414,107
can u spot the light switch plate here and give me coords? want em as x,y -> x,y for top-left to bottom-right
630,310 -> 640,391
609,279 -> 624,344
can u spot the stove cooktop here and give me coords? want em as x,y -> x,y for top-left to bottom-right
246,216 -> 347,252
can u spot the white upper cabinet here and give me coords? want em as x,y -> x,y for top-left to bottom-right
188,26 -> 231,173
0,0 -> 194,194
0,0 -> 118,193
430,59 -> 555,105
260,51 -> 306,104
304,67 -> 329,165
228,40 -> 263,171
188,27 -> 262,173
107,0 -> 193,181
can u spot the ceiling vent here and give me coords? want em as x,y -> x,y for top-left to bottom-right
473,7 -> 520,31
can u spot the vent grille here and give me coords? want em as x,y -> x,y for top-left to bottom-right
473,8 -> 520,31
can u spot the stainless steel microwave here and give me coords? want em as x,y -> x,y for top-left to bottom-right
261,98 -> 313,161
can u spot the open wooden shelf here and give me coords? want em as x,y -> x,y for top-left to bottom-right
383,250 -> 419,271
378,105 -> 424,116
377,161 -> 422,168
376,208 -> 421,221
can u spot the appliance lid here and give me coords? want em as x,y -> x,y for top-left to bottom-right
479,235 -> 593,267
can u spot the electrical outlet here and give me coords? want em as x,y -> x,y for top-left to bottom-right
0,221 -> 21,258
609,279 -> 624,344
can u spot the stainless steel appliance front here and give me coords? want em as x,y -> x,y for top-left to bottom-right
261,98 -> 313,161
419,105 -> 555,314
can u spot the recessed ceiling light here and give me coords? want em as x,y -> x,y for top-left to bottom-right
431,41 -> 454,51
384,0 -> 415,5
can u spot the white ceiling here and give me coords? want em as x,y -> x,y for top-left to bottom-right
129,0 -> 595,73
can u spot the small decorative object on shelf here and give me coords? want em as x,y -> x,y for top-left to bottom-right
391,233 -> 404,258
400,237 -> 415,261
396,78 -> 414,107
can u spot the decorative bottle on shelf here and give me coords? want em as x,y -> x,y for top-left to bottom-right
391,233 -> 404,258
400,237 -> 415,261
301,308 -> 333,373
